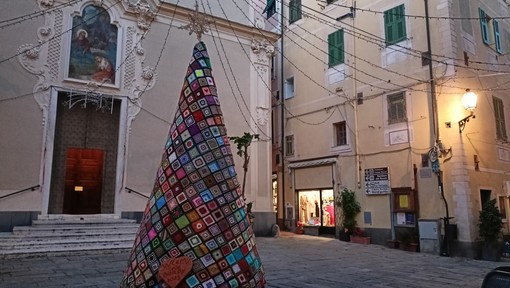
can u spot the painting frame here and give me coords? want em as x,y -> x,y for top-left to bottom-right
65,4 -> 121,88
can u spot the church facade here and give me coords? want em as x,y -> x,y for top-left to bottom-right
0,0 -> 278,235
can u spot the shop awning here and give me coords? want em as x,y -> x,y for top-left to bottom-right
288,157 -> 337,169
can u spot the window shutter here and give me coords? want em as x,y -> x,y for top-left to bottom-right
338,30 -> 344,64
479,8 -> 489,44
328,33 -> 335,66
328,30 -> 344,67
289,0 -> 296,23
494,97 -> 507,140
384,10 -> 394,44
289,0 -> 301,24
494,20 -> 502,53
297,0 -> 301,19
395,5 -> 406,41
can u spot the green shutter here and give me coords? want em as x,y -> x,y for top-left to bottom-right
479,8 -> 489,44
384,5 -> 406,45
296,0 -> 302,21
494,20 -> 502,53
384,10 -> 394,44
263,0 -> 276,18
328,30 -> 344,67
289,0 -> 302,24
395,5 -> 406,41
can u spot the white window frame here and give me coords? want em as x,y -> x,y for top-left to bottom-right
284,76 -> 295,99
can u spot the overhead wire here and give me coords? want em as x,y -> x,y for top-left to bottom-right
224,0 -> 349,128
0,0 -> 124,66
201,0 -> 271,141
319,1 -> 510,21
292,1 -> 510,92
310,1 -> 510,68
0,0 -> 83,30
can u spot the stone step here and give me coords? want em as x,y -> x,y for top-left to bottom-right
0,214 -> 139,258
13,223 -> 139,235
0,243 -> 133,258
36,214 -> 122,221
32,218 -> 137,226
0,229 -> 138,243
1,234 -> 135,248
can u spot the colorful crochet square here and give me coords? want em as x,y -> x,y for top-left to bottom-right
120,42 -> 265,288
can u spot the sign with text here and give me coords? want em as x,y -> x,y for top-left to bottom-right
364,167 -> 390,195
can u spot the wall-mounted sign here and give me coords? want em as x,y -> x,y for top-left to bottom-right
364,167 -> 390,195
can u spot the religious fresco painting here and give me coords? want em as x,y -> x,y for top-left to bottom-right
68,5 -> 118,85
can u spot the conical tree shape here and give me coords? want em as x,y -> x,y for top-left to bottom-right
121,42 -> 265,288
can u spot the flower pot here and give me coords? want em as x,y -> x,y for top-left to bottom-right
350,236 -> 371,245
387,240 -> 399,249
481,243 -> 502,261
399,242 -> 419,252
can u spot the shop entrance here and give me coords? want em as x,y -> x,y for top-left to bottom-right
298,189 -> 335,235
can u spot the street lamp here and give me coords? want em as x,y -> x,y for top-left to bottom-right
458,89 -> 478,133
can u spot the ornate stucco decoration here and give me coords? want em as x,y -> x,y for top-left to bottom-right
256,107 -> 269,126
128,0 -> 156,31
251,38 -> 275,66
250,39 -> 274,127
17,43 -> 50,112
178,2 -> 213,41
39,0 -> 54,8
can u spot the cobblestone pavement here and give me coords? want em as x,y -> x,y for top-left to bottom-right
0,233 -> 504,288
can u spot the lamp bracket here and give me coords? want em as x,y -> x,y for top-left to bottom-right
458,114 -> 475,133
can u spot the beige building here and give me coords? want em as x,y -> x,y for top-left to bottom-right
0,0 -> 278,235
274,0 -> 510,257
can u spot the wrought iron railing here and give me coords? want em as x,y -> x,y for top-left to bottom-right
125,187 -> 150,199
0,185 -> 40,201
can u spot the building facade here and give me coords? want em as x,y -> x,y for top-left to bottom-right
0,0 -> 278,235
275,0 -> 510,256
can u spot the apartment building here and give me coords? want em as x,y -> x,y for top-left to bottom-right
274,0 -> 510,257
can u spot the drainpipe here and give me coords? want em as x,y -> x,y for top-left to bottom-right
279,0 -> 286,229
424,0 -> 450,257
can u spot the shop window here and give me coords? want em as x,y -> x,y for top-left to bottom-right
384,4 -> 406,46
479,8 -> 502,54
334,121 -> 347,146
298,190 -> 334,227
289,0 -> 302,24
285,135 -> 294,156
494,96 -> 507,141
387,91 -> 407,124
328,29 -> 344,67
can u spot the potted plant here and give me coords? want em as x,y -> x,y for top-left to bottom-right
479,199 -> 504,261
397,228 -> 419,252
337,188 -> 361,242
350,227 -> 371,245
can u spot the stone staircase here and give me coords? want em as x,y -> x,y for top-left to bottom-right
0,214 -> 140,258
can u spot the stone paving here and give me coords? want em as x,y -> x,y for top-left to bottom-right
0,233 -> 504,288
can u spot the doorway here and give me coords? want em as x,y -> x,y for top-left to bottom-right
63,148 -> 104,214
48,92 -> 120,214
